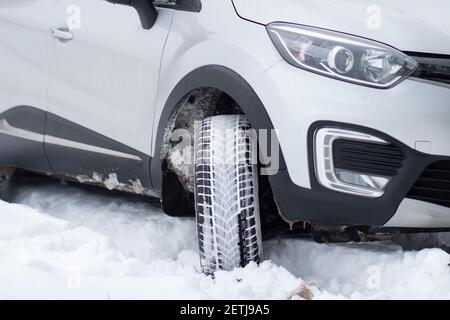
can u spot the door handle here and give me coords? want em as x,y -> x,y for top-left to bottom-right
49,27 -> 73,42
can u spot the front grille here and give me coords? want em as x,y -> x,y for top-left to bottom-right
407,53 -> 450,85
407,161 -> 450,208
333,139 -> 405,177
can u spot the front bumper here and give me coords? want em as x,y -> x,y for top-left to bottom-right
256,60 -> 450,228
269,121 -> 450,228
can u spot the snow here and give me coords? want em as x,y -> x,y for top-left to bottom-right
0,176 -> 449,300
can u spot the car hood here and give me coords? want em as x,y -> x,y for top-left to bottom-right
232,0 -> 450,55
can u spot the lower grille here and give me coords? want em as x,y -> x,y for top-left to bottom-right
407,161 -> 450,208
333,139 -> 405,177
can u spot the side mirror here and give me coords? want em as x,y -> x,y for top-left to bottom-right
106,0 -> 158,29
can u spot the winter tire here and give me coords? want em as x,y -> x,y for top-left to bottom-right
194,115 -> 263,275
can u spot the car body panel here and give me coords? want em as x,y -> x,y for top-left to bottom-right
232,0 -> 450,54
254,60 -> 450,190
47,0 -> 173,155
0,0 -> 58,116
151,0 -> 282,156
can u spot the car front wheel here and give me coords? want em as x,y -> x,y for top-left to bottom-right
194,115 -> 263,275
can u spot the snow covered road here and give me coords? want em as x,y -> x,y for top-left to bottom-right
0,175 -> 449,300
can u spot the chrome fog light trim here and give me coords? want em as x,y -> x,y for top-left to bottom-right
314,128 -> 389,198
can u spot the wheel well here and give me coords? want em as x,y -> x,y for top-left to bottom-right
152,65 -> 284,230
150,65 -> 286,192
160,87 -> 283,239
160,88 -> 243,217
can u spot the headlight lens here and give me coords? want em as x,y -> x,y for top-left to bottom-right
267,22 -> 418,88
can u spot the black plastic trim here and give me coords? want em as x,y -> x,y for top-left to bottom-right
0,106 -> 51,173
0,106 -> 152,191
407,160 -> 450,208
406,52 -> 450,86
404,52 -> 450,60
333,139 -> 405,177
107,0 -> 158,29
45,112 -> 152,189
269,121 -> 450,227
286,121 -> 450,226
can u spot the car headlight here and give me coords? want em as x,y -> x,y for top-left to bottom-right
267,22 -> 418,88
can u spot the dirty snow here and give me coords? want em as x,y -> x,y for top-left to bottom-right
0,175 -> 449,300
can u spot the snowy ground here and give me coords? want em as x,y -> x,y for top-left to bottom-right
0,175 -> 449,300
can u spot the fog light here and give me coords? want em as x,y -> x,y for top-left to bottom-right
335,169 -> 390,190
314,128 -> 390,198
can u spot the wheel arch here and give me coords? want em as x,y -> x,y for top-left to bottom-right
150,65 -> 283,192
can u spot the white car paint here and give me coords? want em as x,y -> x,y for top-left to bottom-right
0,0 -> 58,118
47,0 -> 173,154
151,0 -> 282,155
232,0 -> 450,55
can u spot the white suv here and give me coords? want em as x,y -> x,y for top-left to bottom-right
1,0 -> 449,274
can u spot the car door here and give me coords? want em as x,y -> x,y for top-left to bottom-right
45,0 -> 173,190
0,0 -> 57,172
